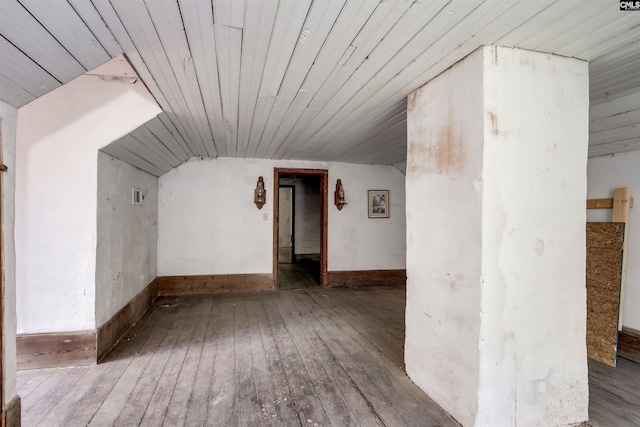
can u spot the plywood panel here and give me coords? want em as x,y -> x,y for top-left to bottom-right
586,222 -> 625,367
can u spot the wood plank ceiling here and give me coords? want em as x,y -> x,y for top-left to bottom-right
1,0 -> 639,176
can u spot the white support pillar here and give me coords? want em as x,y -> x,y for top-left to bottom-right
406,46 -> 589,426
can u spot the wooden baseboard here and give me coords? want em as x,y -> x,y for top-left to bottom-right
16,331 -> 96,371
327,269 -> 406,288
619,327 -> 640,363
158,274 -> 274,295
97,278 -> 159,362
2,395 -> 21,427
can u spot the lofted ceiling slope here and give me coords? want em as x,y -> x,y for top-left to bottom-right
1,0 -> 639,177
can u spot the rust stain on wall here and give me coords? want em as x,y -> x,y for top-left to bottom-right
488,111 -> 499,136
407,92 -> 417,112
486,110 -> 510,137
431,125 -> 466,175
520,55 -> 536,70
408,125 -> 466,177
407,138 -> 428,177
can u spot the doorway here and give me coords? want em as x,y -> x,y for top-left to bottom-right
273,168 -> 328,289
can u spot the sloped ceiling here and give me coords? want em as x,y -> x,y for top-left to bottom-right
1,0 -> 639,176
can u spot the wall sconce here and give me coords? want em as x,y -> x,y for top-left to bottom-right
254,176 -> 266,209
334,179 -> 347,210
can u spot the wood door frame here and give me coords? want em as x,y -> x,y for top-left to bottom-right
273,168 -> 328,287
278,185 -> 295,263
0,117 -> 4,412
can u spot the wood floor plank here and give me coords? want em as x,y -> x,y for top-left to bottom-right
113,297 -> 200,426
297,289 -> 459,426
322,288 -> 405,368
278,262 -> 320,289
86,297 -> 188,426
243,292 -> 282,426
262,292 -> 333,426
140,297 -> 212,426
21,366 -> 90,426
275,291 -> 362,427
589,358 -> 640,397
16,287 -> 640,427
38,363 -> 113,427
206,293 -> 238,425
16,366 -> 56,397
252,292 -> 303,426
16,367 -> 48,393
279,290 -> 385,427
589,382 -> 640,426
288,289 -> 409,426
165,295 -> 218,426
275,293 -> 353,423
55,305 -> 167,426
233,292 -> 263,427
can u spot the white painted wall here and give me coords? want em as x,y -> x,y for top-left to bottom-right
405,47 -> 484,426
0,101 -> 18,404
479,46 -> 589,427
158,157 -> 406,276
15,56 -> 160,334
278,187 -> 293,248
587,150 -> 640,331
328,161 -> 406,271
406,46 -> 589,426
294,178 -> 320,255
95,152 -> 158,327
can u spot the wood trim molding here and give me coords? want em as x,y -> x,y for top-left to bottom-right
158,274 -> 274,295
619,327 -> 640,364
97,278 -> 159,362
327,270 -> 406,288
16,331 -> 96,371
1,395 -> 20,427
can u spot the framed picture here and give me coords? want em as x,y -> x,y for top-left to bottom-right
368,190 -> 389,218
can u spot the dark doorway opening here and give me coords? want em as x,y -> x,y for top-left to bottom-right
273,168 -> 328,289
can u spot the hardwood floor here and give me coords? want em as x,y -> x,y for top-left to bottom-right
17,287 -> 640,426
278,259 -> 320,289
18,287 -> 456,426
588,358 -> 640,426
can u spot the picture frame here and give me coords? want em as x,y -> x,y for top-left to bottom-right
368,190 -> 389,218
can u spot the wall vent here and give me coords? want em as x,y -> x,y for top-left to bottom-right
132,188 -> 143,205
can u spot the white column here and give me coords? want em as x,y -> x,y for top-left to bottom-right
406,46 -> 589,426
